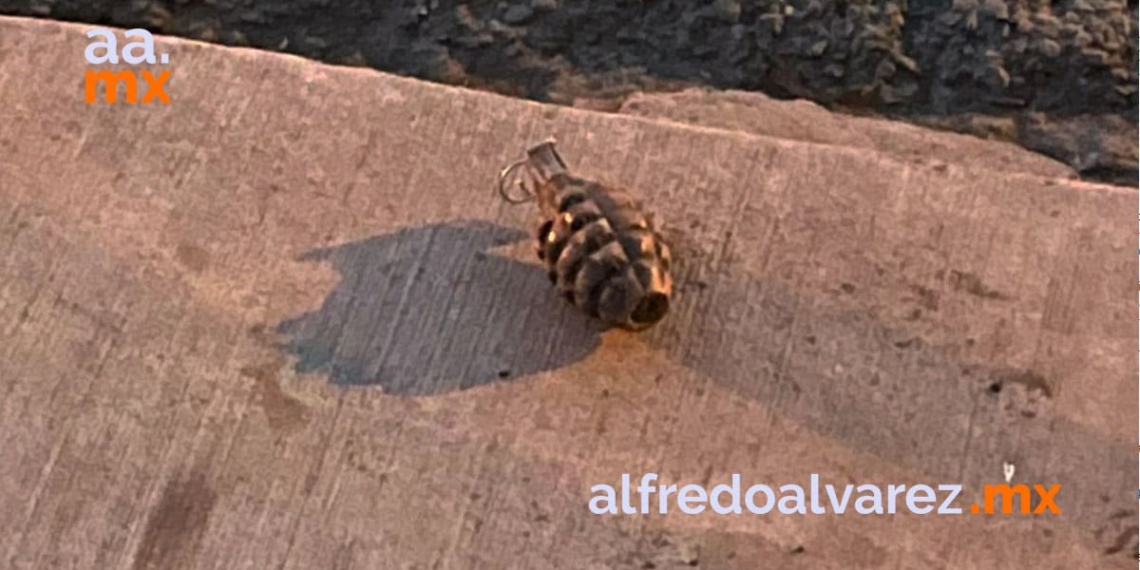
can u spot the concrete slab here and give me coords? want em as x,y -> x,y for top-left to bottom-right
0,16 -> 1135,570
619,88 -> 1078,181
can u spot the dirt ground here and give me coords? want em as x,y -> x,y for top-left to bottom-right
0,0 -> 1136,185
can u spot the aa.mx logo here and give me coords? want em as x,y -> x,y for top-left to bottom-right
84,28 -> 172,104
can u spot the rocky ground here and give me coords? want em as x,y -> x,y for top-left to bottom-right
2,0 -> 1136,185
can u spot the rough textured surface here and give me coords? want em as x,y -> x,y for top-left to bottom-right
619,88 -> 1078,179
0,16 -> 1136,570
0,0 -> 1135,184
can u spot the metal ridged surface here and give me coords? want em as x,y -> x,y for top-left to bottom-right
535,175 -> 673,330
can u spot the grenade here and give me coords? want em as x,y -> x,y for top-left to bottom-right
496,139 -> 673,331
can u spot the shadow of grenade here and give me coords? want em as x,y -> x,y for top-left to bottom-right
496,138 -> 674,331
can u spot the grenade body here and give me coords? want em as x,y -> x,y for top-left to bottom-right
510,141 -> 673,330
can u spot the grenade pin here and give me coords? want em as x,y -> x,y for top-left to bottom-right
495,138 -> 567,211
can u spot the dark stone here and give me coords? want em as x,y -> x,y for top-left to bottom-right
502,4 -> 534,25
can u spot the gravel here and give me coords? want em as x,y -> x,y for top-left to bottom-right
1,0 -> 1134,185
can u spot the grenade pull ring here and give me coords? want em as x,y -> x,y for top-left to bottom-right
495,138 -> 568,207
496,159 -> 536,205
